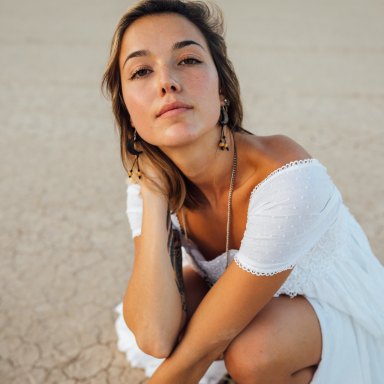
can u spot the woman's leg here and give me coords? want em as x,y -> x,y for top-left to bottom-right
223,295 -> 322,384
182,268 -> 321,383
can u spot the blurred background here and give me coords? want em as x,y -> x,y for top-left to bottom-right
0,0 -> 383,382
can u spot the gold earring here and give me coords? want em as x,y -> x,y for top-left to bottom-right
127,130 -> 143,179
219,99 -> 229,151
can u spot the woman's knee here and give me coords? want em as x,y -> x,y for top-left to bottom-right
223,295 -> 321,383
223,329 -> 283,383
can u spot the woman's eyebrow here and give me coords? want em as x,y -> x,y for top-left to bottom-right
172,40 -> 205,51
123,49 -> 149,68
122,40 -> 205,68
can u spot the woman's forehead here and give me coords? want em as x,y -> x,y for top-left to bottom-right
120,13 -> 208,57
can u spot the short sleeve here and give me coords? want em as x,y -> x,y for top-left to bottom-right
125,182 -> 193,270
234,160 -> 342,276
126,182 -> 143,238
124,182 -> 187,243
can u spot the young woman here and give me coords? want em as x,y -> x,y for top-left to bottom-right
102,1 -> 384,383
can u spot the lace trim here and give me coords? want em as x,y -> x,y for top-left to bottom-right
250,158 -> 318,200
234,256 -> 295,276
274,289 -> 299,299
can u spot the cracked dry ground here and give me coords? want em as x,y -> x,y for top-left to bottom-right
0,1 -> 148,382
1,0 -> 383,383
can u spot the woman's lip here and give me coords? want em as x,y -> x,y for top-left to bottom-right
158,107 -> 192,118
157,102 -> 193,117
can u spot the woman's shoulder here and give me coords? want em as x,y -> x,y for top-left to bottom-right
248,133 -> 311,165
239,134 -> 336,208
236,133 -> 313,190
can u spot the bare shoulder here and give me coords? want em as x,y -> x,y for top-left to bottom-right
241,134 -> 311,164
258,134 -> 311,164
237,133 -> 312,187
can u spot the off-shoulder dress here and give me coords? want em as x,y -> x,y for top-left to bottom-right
115,159 -> 384,384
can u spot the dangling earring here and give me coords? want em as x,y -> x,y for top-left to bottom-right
127,129 -> 143,179
219,99 -> 230,151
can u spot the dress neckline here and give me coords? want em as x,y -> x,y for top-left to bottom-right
249,158 -> 318,199
172,158 -> 320,263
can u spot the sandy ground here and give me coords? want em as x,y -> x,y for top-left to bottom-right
0,0 -> 383,383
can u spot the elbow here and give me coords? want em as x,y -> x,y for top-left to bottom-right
122,304 -> 175,359
135,335 -> 174,359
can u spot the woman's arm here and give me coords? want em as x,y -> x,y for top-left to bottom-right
148,158 -> 339,382
148,263 -> 292,383
123,184 -> 187,358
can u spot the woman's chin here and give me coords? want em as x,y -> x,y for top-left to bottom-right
142,122 -> 217,150
158,137 -> 198,150
158,128 -> 203,149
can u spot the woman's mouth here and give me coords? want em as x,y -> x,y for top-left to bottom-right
157,101 -> 193,118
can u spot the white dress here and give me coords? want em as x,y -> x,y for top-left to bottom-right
116,159 -> 384,384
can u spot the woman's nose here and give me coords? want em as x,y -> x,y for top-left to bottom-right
158,68 -> 181,95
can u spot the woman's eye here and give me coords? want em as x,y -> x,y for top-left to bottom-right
179,57 -> 202,65
130,68 -> 152,80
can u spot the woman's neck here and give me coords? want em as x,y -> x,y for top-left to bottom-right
161,127 -> 236,205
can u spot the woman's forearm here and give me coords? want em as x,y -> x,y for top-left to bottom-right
148,352 -> 215,384
123,186 -> 186,357
147,264 -> 292,383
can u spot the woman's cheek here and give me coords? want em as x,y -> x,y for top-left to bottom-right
123,93 -> 146,127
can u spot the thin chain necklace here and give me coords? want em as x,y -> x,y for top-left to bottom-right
225,137 -> 237,267
181,137 -> 238,272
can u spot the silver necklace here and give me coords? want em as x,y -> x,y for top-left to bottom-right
181,138 -> 237,273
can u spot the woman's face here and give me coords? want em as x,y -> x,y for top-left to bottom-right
119,13 -> 223,149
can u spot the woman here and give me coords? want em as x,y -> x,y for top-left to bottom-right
102,1 -> 384,383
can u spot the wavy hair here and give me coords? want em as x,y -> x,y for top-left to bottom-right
102,0 -> 249,212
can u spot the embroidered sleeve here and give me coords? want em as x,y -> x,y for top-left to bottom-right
126,182 -> 143,238
235,161 -> 341,276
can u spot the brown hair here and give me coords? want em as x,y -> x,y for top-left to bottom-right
102,0 -> 249,212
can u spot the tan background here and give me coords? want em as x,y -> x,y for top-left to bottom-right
0,0 -> 383,382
